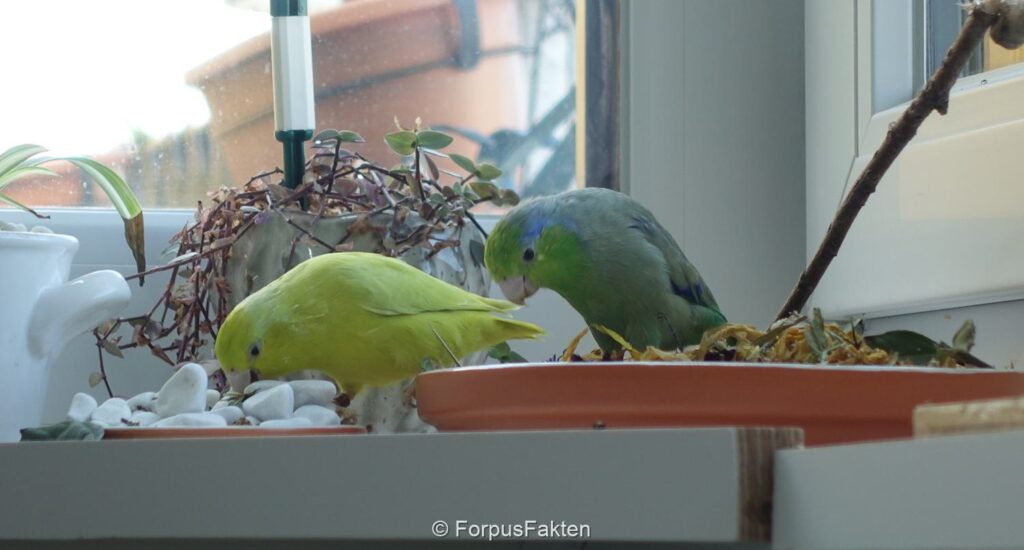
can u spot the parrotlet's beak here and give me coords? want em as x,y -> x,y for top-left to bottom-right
225,368 -> 256,393
497,276 -> 538,305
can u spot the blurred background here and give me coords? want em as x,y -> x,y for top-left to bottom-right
0,0 -> 578,209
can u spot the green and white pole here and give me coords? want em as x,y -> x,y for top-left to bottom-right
270,0 -> 315,190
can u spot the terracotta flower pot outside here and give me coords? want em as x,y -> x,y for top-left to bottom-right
187,0 -> 524,184
416,362 -> 1024,446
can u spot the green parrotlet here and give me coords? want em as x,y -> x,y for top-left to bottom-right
484,188 -> 726,354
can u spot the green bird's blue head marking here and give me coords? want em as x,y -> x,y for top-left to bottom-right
485,195 -> 590,307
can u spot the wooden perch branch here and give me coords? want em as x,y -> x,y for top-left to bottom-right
775,4 -> 1002,320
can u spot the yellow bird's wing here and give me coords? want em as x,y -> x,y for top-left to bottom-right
331,252 -> 518,317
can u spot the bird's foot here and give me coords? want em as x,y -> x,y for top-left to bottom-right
402,383 -> 418,408
333,392 -> 352,408
601,350 -> 625,362
339,407 -> 359,425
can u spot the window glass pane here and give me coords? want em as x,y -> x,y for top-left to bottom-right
927,0 -> 1024,77
874,0 -> 1024,113
0,0 -> 579,210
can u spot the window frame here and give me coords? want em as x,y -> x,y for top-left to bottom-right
808,0 -> 1024,319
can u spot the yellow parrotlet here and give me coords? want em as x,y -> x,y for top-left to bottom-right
215,252 -> 544,395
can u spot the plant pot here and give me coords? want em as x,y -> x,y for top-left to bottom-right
225,208 -> 489,433
187,0 -> 523,184
0,232 -> 130,442
415,362 -> 1024,446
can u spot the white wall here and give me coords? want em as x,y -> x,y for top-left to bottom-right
626,0 -> 807,329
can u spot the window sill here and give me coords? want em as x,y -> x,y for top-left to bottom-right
0,428 -> 787,546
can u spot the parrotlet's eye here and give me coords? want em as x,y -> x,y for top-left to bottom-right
249,342 -> 261,358
523,247 -> 535,262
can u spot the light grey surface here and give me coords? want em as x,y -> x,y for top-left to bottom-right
773,430 -> 1024,549
625,0 -> 806,329
0,429 -> 756,544
0,541 -> 768,550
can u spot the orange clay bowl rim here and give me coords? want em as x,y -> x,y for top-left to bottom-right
415,361 -> 1024,428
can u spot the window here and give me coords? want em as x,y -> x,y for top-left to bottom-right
873,0 -> 1024,112
808,0 -> 1024,318
0,0 -> 615,211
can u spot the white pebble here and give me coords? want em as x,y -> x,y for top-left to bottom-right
151,413 -> 228,428
243,380 -> 285,396
155,363 -> 208,418
91,398 -> 132,426
206,389 -> 221,410
209,405 -> 244,425
211,399 -> 232,410
292,404 -> 340,426
242,383 -> 294,421
244,416 -> 261,426
289,380 -> 338,408
29,225 -> 53,234
260,417 -> 313,429
126,391 -> 157,412
130,411 -> 160,427
0,221 -> 26,232
66,392 -> 97,423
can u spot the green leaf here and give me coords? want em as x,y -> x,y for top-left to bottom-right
314,129 -> 365,145
952,319 -> 976,352
487,342 -> 528,364
59,157 -> 141,219
449,153 -> 477,173
313,129 -> 341,144
101,339 -> 124,359
384,131 -> 417,156
0,144 -> 47,179
122,213 -> 147,284
20,421 -> 104,441
88,371 -> 104,387
475,163 -> 502,181
0,191 -> 38,213
487,342 -> 511,360
0,165 -> 57,190
498,188 -> 520,206
470,181 -> 499,200
338,130 -> 365,143
806,308 -> 829,358
54,157 -> 147,281
415,130 -> 454,150
865,330 -> 940,365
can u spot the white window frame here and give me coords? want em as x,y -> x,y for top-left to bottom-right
807,0 -> 1024,319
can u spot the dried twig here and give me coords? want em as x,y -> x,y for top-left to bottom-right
776,4 -> 1003,320
92,125 -> 516,388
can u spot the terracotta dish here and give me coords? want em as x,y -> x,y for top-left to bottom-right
103,426 -> 366,440
416,362 -> 1024,446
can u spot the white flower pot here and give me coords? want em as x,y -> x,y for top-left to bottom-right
0,232 -> 130,441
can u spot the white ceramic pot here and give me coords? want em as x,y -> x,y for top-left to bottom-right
0,232 -> 130,441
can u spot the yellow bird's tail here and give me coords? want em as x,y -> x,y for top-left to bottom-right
490,316 -> 546,342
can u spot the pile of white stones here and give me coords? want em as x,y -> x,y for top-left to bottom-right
65,363 -> 341,429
